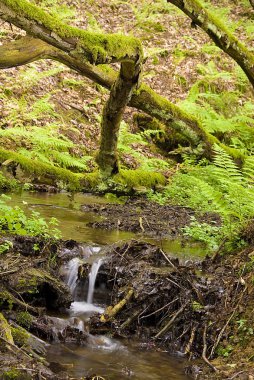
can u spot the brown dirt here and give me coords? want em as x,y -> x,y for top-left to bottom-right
82,197 -> 220,237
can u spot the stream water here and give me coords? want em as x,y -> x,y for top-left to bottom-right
7,191 -> 206,260
7,191 -> 196,379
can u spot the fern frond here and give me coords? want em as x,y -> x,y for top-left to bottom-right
18,149 -> 53,165
213,144 -> 243,183
243,156 -> 254,183
49,151 -> 88,170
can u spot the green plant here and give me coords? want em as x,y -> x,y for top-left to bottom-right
183,218 -> 221,251
151,145 -> 254,252
0,195 -> 61,239
0,240 -> 13,254
217,344 -> 234,357
118,122 -> 171,172
16,311 -> 33,329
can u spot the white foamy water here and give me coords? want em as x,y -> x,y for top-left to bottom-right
87,334 -> 122,352
66,257 -> 81,295
87,258 -> 103,304
70,301 -> 104,315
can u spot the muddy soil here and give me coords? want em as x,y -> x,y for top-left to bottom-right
82,198 -> 220,237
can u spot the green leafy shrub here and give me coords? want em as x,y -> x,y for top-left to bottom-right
0,195 -> 61,239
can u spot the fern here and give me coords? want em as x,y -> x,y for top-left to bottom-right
212,144 -> 243,182
27,95 -> 57,119
243,156 -> 254,182
49,151 -> 89,170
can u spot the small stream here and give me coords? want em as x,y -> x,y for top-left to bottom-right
6,191 -> 198,379
7,191 -> 206,260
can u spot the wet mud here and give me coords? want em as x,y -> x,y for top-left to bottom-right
82,198 -> 220,237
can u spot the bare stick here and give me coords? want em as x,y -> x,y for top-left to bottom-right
154,300 -> 188,339
202,324 -> 217,372
159,249 -> 177,269
140,298 -> 178,320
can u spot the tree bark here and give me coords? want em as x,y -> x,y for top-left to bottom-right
96,61 -> 142,175
167,0 -> 254,88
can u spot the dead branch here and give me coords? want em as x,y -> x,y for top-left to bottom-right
202,324 -> 217,372
154,300 -> 189,339
140,298 -> 179,321
100,288 -> 134,322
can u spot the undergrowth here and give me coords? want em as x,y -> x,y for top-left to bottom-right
149,145 -> 254,252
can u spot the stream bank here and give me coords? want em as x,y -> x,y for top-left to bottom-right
0,192 -> 253,379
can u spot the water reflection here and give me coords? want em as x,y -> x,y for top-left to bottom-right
47,340 -> 190,380
7,191 -> 206,260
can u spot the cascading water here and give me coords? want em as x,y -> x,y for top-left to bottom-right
64,255 -> 104,316
66,257 -> 81,295
87,258 -> 103,304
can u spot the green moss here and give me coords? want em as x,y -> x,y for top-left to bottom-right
11,326 -> 29,346
2,0 -> 143,64
2,369 -> 29,380
0,291 -> 14,310
0,312 -> 13,344
114,169 -> 166,189
0,148 -> 81,190
80,171 -> 101,189
16,312 -> 33,329
0,172 -> 17,191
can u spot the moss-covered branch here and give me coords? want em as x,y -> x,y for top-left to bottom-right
0,37 -> 243,161
167,0 -> 254,88
0,36 -> 53,68
0,0 -> 144,176
0,0 -> 142,65
0,37 -> 209,147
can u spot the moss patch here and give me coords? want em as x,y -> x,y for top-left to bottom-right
0,313 -> 13,344
114,169 -> 166,189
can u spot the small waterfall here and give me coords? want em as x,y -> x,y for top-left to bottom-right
66,257 -> 81,295
87,258 -> 103,304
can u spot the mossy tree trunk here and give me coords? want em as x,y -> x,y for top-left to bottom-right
167,0 -> 254,88
0,0 -> 143,177
250,0 -> 254,9
96,61 -> 142,175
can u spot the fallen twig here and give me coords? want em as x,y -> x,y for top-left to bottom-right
140,298 -> 178,320
160,249 -> 177,269
202,324 -> 217,372
154,300 -> 189,339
